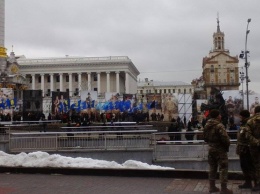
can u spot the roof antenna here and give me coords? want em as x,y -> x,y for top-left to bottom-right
217,12 -> 220,32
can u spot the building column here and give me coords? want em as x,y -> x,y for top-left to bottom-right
50,73 -> 54,94
116,71 -> 120,93
106,71 -> 110,92
41,74 -> 45,97
125,71 -> 129,94
69,73 -> 72,97
78,72 -> 82,96
59,73 -> 63,92
32,74 -> 35,90
97,72 -> 101,94
87,72 -> 91,91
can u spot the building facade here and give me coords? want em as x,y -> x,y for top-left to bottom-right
193,18 -> 240,98
137,78 -> 194,97
17,55 -> 140,97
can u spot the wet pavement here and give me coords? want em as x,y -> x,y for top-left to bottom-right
0,173 -> 257,194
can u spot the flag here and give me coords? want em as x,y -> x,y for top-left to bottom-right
77,100 -> 81,112
150,100 -> 155,109
91,100 -> 95,108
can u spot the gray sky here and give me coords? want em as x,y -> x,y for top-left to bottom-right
4,0 -> 260,93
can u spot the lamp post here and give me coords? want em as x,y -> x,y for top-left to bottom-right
240,70 -> 245,109
245,18 -> 251,110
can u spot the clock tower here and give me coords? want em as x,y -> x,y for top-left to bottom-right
202,17 -> 240,97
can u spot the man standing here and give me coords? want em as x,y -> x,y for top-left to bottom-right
236,110 -> 255,189
203,109 -> 232,194
249,97 -> 260,115
246,106 -> 260,191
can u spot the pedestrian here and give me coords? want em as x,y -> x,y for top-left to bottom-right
203,109 -> 232,194
236,110 -> 255,189
40,116 -> 47,132
246,106 -> 260,191
228,117 -> 237,140
168,118 -> 179,141
185,121 -> 194,143
160,114 -> 164,121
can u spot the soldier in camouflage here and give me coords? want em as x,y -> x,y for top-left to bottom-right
203,109 -> 233,194
236,110 -> 255,189
246,106 -> 260,191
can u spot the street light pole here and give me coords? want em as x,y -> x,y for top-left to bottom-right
245,18 -> 251,110
240,69 -> 245,110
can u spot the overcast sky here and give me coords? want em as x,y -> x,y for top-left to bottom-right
4,0 -> 260,93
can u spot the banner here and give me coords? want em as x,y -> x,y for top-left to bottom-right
0,88 -> 16,114
52,91 -> 69,114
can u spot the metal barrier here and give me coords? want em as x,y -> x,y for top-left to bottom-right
152,130 -> 238,161
0,127 -> 9,142
9,130 -> 157,153
60,124 -> 154,132
3,120 -> 61,132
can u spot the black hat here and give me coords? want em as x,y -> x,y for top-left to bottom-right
210,109 -> 220,118
239,110 -> 250,118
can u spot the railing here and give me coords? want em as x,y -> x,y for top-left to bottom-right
3,120 -> 61,132
9,130 -> 157,153
0,127 -> 9,142
152,130 -> 238,161
60,124 -> 154,132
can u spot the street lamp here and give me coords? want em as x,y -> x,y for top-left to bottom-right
240,18 -> 251,110
239,69 -> 245,109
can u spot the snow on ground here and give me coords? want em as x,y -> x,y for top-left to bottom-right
0,151 -> 173,170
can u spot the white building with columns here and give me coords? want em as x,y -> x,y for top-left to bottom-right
17,55 -> 140,97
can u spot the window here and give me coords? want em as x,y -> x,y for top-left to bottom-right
75,75 -> 78,82
94,88 -> 97,91
178,89 -> 181,93
173,89 -> 175,93
29,77 -> 32,83
56,75 -> 60,82
164,89 -> 167,93
47,76 -> 50,83
93,74 -> 97,81
66,76 -> 69,82
184,89 -> 186,94
38,76 -> 41,83
57,89 -> 60,92
66,88 -> 69,93
74,88 -> 79,96
210,65 -> 214,72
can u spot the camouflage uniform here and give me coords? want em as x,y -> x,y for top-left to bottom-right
246,113 -> 260,186
236,118 -> 255,183
204,118 -> 230,184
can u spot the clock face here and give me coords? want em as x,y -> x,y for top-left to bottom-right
10,63 -> 19,74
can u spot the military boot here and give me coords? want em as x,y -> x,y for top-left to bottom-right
209,180 -> 220,193
238,180 -> 252,189
220,183 -> 233,194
